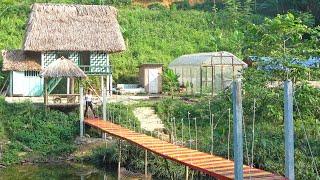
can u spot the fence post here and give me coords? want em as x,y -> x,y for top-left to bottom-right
284,80 -> 295,180
79,84 -> 84,138
232,79 -> 243,180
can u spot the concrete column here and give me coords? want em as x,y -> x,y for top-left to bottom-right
232,79 -> 243,180
284,80 -> 295,180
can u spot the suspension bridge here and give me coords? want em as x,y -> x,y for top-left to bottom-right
84,118 -> 285,180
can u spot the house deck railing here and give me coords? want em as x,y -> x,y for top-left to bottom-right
79,65 -> 112,75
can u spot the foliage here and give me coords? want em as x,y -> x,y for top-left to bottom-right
161,68 -> 179,97
154,66 -> 320,179
0,98 -> 79,165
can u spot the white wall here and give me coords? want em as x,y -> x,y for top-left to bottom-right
12,71 -> 43,96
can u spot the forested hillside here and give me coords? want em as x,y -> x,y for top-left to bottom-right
0,0 -> 319,84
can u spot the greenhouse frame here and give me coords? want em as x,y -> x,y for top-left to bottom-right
169,51 -> 247,95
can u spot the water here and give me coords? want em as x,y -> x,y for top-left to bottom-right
0,162 -> 117,180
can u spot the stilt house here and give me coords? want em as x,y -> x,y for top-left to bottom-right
2,3 -> 125,97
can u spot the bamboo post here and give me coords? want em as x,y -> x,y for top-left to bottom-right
118,140 -> 122,180
145,149 -> 148,178
232,79 -> 243,180
79,84 -> 84,138
284,80 -> 295,180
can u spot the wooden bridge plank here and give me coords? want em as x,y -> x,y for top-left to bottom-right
84,119 -> 285,180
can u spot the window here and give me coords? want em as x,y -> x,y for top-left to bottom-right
24,71 -> 39,77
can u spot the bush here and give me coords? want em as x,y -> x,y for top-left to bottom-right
0,98 -> 79,165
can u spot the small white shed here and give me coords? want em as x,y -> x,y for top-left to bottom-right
139,64 -> 163,94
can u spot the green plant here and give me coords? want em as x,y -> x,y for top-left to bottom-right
162,68 -> 179,98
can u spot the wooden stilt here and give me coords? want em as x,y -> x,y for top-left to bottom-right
118,140 -> 121,180
79,84 -> 84,138
102,86 -> 107,139
185,166 -> 189,180
145,149 -> 148,178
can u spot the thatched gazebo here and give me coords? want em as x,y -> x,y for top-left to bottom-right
41,56 -> 87,106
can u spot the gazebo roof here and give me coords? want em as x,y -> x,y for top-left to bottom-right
40,56 -> 87,78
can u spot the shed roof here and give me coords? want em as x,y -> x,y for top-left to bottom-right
40,56 -> 86,78
23,3 -> 126,52
1,50 -> 41,71
169,51 -> 247,67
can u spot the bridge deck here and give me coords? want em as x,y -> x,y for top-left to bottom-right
85,118 -> 285,180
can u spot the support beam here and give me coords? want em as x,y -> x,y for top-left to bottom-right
284,80 -> 294,180
79,84 -> 84,138
145,149 -> 148,179
232,79 -> 243,180
118,140 -> 122,180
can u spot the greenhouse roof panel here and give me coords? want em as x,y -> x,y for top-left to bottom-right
169,51 -> 247,67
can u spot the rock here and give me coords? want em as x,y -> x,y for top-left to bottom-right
0,163 -> 6,169
85,134 -> 90,138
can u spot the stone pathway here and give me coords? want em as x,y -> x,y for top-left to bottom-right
133,107 -> 164,132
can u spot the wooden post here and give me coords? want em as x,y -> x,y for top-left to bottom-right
67,78 -> 70,94
118,140 -> 122,180
185,166 -> 189,180
232,79 -> 243,180
44,78 -> 48,105
9,71 -> 13,97
284,80 -> 295,180
102,87 -> 107,139
79,84 -> 84,138
101,76 -> 104,97
145,149 -> 148,178
70,78 -> 75,94
200,67 -> 202,95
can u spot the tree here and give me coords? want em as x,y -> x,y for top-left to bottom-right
244,13 -> 318,81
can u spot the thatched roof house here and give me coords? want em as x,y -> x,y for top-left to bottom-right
2,3 -> 124,97
24,3 -> 126,52
2,50 -> 41,71
41,57 -> 87,78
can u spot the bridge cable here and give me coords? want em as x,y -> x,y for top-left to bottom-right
293,94 -> 319,177
249,98 -> 256,177
188,111 -> 192,148
227,108 -> 231,160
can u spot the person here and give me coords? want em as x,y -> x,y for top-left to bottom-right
84,90 -> 96,118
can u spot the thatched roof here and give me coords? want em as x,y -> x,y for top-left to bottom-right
23,3 -> 126,52
1,50 -> 41,71
40,56 -> 87,78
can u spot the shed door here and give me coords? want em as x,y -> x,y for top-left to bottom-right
148,68 -> 158,94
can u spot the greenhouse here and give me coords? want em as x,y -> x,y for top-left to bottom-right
169,51 -> 247,95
